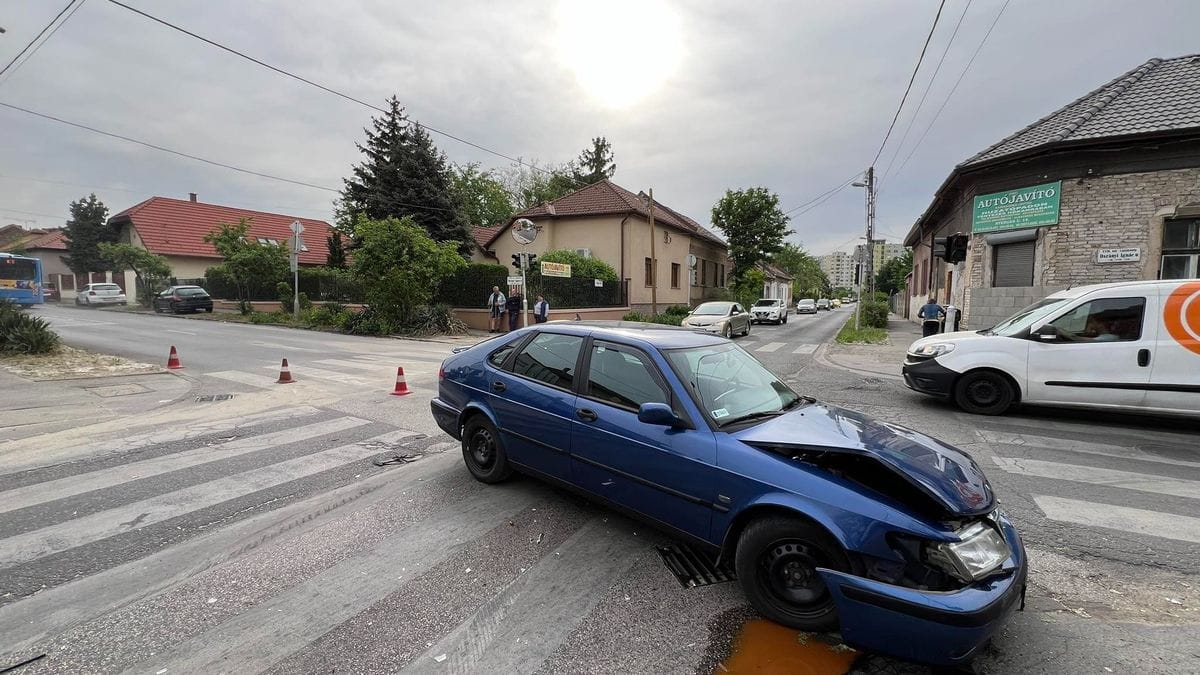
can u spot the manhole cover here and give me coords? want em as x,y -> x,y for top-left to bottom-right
85,384 -> 150,398
656,543 -> 736,588
195,394 -> 236,402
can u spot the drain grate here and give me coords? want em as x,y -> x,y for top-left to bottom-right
195,394 -> 235,402
656,543 -> 736,588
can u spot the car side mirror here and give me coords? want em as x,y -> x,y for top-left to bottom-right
1033,324 -> 1058,342
638,402 -> 683,427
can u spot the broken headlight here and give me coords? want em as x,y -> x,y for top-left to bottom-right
924,520 -> 1008,582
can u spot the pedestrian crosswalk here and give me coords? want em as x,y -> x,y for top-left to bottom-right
751,341 -> 819,355
207,348 -> 451,392
982,427 -> 1200,547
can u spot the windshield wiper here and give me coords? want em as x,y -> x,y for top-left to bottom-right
717,409 -> 785,428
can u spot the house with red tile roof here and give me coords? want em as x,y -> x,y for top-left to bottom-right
0,227 -> 81,298
475,180 -> 729,311
107,194 -> 340,301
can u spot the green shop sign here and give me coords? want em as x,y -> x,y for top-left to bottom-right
972,181 -> 1061,233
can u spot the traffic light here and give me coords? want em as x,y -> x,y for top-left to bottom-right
946,234 -> 969,264
511,253 -> 522,269
932,237 -> 947,260
526,253 -> 537,271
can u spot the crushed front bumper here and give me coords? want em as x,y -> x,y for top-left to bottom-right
818,517 -> 1027,666
901,355 -> 958,397
430,398 -> 461,440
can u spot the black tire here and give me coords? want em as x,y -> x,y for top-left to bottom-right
154,304 -> 163,313
735,516 -> 849,632
781,315 -> 787,324
954,370 -> 1015,416
171,303 -> 181,314
461,415 -> 513,483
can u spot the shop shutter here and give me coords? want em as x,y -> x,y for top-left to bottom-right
992,240 -> 1035,287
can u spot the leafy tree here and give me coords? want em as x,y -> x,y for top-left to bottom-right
340,97 -> 472,254
203,219 -> 289,301
711,187 -> 793,285
63,194 -> 117,275
451,163 -> 515,226
527,249 -> 618,281
326,231 -> 348,269
875,250 -> 913,296
772,242 -> 831,300
731,268 -> 766,309
350,215 -> 466,328
572,137 -> 616,185
500,158 -> 578,210
98,243 -> 171,305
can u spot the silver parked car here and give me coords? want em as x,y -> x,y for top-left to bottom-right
796,298 -> 817,314
681,301 -> 751,338
76,283 -> 127,306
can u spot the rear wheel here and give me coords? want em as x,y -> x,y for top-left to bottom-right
735,516 -> 849,631
461,415 -> 513,483
954,370 -> 1015,415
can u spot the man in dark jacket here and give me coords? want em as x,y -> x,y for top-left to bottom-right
918,297 -> 946,337
506,291 -> 523,332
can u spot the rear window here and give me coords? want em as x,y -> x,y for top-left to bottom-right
93,284 -> 121,291
177,288 -> 209,296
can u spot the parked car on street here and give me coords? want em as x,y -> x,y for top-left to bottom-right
816,298 -> 831,311
831,298 -> 842,308
153,285 -> 214,314
432,323 -> 1026,667
680,301 -> 750,338
751,298 -> 788,324
796,298 -> 817,314
903,280 -> 1200,418
75,283 -> 126,307
41,282 -> 60,302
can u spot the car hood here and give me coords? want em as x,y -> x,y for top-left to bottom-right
733,402 -> 994,517
907,330 -> 1006,354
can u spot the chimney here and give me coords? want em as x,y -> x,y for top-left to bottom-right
188,193 -> 197,203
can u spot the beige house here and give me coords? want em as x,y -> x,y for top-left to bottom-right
476,180 -> 729,313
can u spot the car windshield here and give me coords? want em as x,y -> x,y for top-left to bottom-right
987,297 -> 1073,336
665,342 -> 803,427
692,302 -> 733,316
798,299 -> 814,304
753,300 -> 780,307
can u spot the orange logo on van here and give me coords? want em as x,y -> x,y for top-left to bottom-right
1164,281 -> 1200,356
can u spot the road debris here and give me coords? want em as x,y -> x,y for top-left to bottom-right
433,654 -> 447,663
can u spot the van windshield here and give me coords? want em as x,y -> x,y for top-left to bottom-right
986,297 -> 1072,337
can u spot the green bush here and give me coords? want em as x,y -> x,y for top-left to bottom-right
860,301 -> 889,329
661,304 -> 691,317
402,304 -> 467,337
648,313 -> 683,326
622,311 -> 646,322
529,250 -> 618,282
836,322 -> 887,345
0,302 -> 61,355
343,306 -> 396,336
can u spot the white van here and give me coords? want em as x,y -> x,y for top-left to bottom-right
903,280 -> 1200,417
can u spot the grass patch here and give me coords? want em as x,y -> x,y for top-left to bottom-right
835,319 -> 888,345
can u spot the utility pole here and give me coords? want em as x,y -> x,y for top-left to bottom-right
865,166 -> 877,299
521,252 -> 529,328
648,188 -> 657,316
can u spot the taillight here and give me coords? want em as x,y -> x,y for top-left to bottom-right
438,362 -> 446,380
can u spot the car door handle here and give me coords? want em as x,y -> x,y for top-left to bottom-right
491,381 -> 507,392
1137,349 -> 1151,367
576,408 -> 597,422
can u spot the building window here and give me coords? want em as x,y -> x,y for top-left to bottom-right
670,263 -> 680,288
644,257 -> 653,287
992,240 -> 1035,287
1161,218 -> 1199,279
718,264 -> 725,288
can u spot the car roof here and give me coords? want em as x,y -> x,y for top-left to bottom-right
532,321 -> 727,349
1046,279 -> 1184,299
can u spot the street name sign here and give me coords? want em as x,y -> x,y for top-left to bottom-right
1097,247 -> 1141,263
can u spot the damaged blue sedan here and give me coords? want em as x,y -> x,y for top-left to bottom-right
431,323 -> 1025,666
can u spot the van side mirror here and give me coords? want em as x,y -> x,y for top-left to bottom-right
638,402 -> 683,427
1033,324 -> 1058,342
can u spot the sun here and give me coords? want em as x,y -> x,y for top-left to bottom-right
554,0 -> 684,109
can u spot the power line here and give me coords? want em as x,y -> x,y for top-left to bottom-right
870,0 -> 947,166
0,0 -> 80,80
891,0 -> 1011,181
880,0 -> 973,185
782,173 -> 863,216
0,0 -> 89,85
0,207 -> 70,221
784,176 -> 864,220
104,0 -> 560,180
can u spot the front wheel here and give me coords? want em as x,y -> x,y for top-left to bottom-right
735,516 -> 849,632
722,324 -> 732,339
954,370 -> 1015,415
461,415 -> 513,483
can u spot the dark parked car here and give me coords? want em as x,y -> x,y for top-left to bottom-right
432,323 -> 1025,667
41,282 -> 60,302
153,286 -> 213,314
816,298 -> 832,311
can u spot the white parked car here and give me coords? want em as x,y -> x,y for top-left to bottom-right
903,280 -> 1200,418
751,298 -> 788,324
76,283 -> 127,307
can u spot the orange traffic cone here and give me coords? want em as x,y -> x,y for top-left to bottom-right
276,358 -> 295,384
166,345 -> 183,369
390,366 -> 411,396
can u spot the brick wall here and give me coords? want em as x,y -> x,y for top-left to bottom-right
965,285 -> 1069,331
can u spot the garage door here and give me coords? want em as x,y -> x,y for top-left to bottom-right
992,240 -> 1035,287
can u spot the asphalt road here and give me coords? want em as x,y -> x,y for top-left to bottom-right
1,305 -> 1197,673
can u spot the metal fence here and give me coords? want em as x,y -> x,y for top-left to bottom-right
524,276 -> 627,309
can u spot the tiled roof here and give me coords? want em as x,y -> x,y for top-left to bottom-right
108,197 -> 336,265
0,227 -> 65,252
962,54 -> 1200,167
760,263 -> 793,281
471,225 -> 500,250
23,229 -> 68,250
494,180 -> 726,249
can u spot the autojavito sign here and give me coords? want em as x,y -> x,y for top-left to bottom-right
972,181 -> 1061,234
541,261 -> 571,278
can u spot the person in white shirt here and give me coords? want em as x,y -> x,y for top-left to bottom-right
486,286 -> 506,333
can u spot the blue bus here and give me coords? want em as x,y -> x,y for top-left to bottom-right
0,252 -> 44,305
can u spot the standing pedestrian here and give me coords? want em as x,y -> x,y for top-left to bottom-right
533,294 -> 550,323
918,297 -> 946,337
486,285 -> 506,333
506,290 -> 523,332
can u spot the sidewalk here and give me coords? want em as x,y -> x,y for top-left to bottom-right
816,314 -> 923,380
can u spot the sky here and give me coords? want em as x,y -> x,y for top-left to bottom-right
2,0 -> 1199,257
